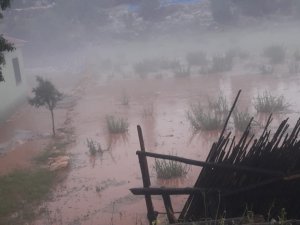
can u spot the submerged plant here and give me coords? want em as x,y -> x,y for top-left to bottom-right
142,104 -> 154,118
187,103 -> 224,131
106,115 -> 129,134
254,92 -> 289,113
121,92 -> 130,106
86,138 -> 102,155
154,159 -> 189,179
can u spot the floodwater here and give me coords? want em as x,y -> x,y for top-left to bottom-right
1,72 -> 300,225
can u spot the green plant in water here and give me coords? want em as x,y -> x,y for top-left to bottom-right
233,110 -> 252,132
278,208 -> 287,225
187,102 -> 224,131
121,92 -> 130,106
208,95 -> 229,116
106,115 -> 129,134
254,92 -> 289,113
86,138 -> 102,155
154,159 -> 189,179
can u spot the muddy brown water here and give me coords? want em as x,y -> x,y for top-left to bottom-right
1,73 -> 300,225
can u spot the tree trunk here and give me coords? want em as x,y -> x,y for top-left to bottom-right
50,109 -> 55,136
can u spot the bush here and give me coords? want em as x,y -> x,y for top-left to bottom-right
289,62 -> 300,75
210,52 -> 234,73
187,103 -> 224,131
233,110 -> 252,132
262,45 -> 285,64
186,51 -> 207,67
254,92 -> 289,113
154,159 -> 189,179
86,139 -> 102,155
133,58 -> 180,78
106,115 -> 129,134
142,104 -> 154,118
210,0 -> 236,25
173,64 -> 191,78
208,95 -> 229,115
258,64 -> 274,75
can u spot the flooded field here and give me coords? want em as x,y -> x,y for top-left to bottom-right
1,71 -> 297,224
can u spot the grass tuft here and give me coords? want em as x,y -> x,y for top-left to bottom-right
187,102 -> 224,131
233,110 -> 252,132
254,92 -> 289,113
86,138 -> 102,155
154,159 -> 189,179
106,115 -> 129,134
209,51 -> 234,73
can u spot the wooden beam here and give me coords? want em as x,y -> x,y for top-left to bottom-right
162,194 -> 177,224
130,187 -> 220,195
136,151 -> 284,177
137,125 -> 157,225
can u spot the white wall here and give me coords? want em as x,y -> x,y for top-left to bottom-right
0,48 -> 27,122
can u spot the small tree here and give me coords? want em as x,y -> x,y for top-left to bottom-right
29,76 -> 63,136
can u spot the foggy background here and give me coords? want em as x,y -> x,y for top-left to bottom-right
1,0 -> 300,80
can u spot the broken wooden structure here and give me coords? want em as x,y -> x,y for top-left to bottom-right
130,90 -> 300,225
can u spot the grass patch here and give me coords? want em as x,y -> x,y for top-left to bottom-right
154,159 -> 189,179
187,102 -> 224,131
233,110 -> 252,132
263,45 -> 285,64
254,92 -> 289,113
106,115 -> 129,134
0,169 -> 55,219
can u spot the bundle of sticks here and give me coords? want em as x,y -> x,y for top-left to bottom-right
180,90 -> 300,222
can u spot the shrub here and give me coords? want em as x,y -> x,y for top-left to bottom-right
293,50 -> 300,62
173,64 -> 191,78
210,52 -> 234,73
254,92 -> 289,113
262,45 -> 285,64
233,110 -> 252,132
106,115 -> 129,134
86,138 -> 102,155
289,62 -> 300,75
258,64 -> 274,75
154,159 -> 189,179
121,92 -> 130,106
210,0 -> 236,25
142,104 -> 154,118
187,103 -> 224,131
208,95 -> 229,115
133,58 -> 180,78
186,51 -> 207,67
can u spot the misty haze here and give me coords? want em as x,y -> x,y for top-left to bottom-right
1,0 -> 300,224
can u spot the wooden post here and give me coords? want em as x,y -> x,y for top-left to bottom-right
137,125 -> 157,225
162,194 -> 177,224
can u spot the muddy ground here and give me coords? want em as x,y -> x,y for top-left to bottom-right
1,68 -> 300,225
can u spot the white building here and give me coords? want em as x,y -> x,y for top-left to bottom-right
0,36 -> 27,122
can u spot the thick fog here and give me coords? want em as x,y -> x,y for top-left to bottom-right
2,1 -> 300,225
2,0 -> 300,78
